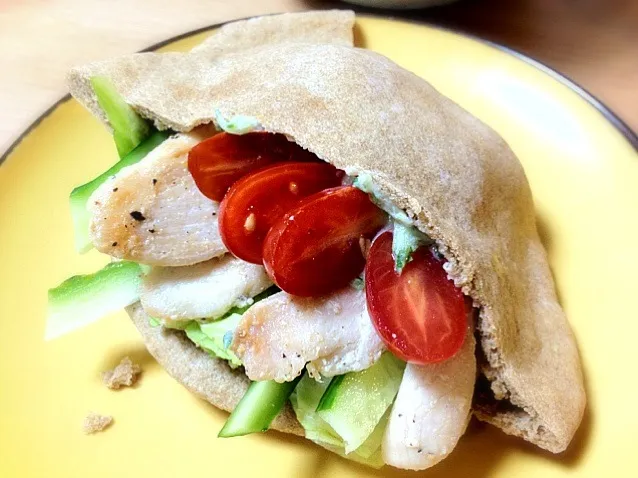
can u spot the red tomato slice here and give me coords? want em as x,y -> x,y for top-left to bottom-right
365,231 -> 468,364
188,132 -> 317,201
263,186 -> 387,297
218,162 -> 344,264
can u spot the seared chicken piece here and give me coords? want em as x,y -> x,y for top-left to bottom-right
382,328 -> 476,470
140,255 -> 273,327
232,288 -> 385,382
88,126 -> 225,266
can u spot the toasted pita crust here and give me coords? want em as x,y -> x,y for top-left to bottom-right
67,10 -> 354,128
127,303 -> 303,436
69,13 -> 585,453
190,10 -> 355,57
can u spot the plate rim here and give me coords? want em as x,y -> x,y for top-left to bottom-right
2,7 -> 637,167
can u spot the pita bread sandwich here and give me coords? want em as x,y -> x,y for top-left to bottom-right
46,10 -> 585,471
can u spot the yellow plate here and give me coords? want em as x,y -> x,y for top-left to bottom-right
1,13 -> 637,478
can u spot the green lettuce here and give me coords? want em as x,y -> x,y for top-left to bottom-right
182,286 -> 280,366
392,221 -> 433,273
214,109 -> 262,135
184,314 -> 243,367
352,173 -> 412,225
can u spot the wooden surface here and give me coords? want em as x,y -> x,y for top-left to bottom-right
1,0 -> 637,154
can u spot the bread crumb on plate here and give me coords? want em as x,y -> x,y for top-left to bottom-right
83,412 -> 113,434
101,356 -> 141,389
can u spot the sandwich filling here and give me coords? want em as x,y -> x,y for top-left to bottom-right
77,88 -> 476,469
47,80 -> 480,470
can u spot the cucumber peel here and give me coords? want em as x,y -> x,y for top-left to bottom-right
90,76 -> 151,157
317,353 -> 405,453
218,376 -> 302,438
316,375 -> 344,411
46,261 -> 143,340
290,375 -> 343,447
70,130 -> 169,253
291,372 -> 392,468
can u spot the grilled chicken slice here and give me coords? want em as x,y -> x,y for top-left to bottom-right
88,126 -> 225,266
140,255 -> 273,327
231,288 -> 385,382
382,328 -> 476,471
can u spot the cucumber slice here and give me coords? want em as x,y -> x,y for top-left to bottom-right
218,376 -> 302,438
352,409 -> 390,459
70,130 -> 169,253
290,374 -> 343,447
316,375 -> 344,411
320,415 -> 387,469
290,373 -> 389,467
90,76 -> 151,157
317,353 -> 405,453
46,261 -> 143,340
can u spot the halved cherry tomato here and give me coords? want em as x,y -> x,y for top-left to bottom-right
188,132 -> 317,201
218,162 -> 343,264
263,186 -> 387,297
365,231 -> 467,364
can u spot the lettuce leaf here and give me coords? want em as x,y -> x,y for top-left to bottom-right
392,222 -> 433,273
214,110 -> 263,135
184,314 -> 243,367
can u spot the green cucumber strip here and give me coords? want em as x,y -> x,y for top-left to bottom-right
320,413 -> 387,469
321,442 -> 385,469
290,373 -> 387,467
317,353 -> 405,453
45,261 -> 142,340
218,376 -> 302,438
70,130 -> 169,253
352,409 -> 390,459
290,375 -> 343,448
90,76 -> 151,157
315,375 -> 345,411
392,221 -> 433,274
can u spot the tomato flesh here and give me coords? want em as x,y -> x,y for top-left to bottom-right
188,132 -> 317,201
263,186 -> 387,297
218,162 -> 343,264
365,231 -> 467,364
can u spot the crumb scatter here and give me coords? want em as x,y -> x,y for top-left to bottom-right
101,356 -> 141,390
83,413 -> 113,434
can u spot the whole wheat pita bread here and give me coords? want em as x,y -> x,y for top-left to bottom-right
69,12 -> 585,454
127,303 -> 303,435
68,10 -> 354,129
